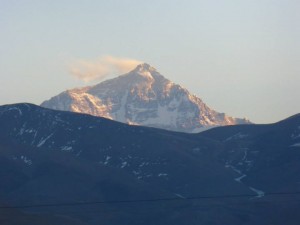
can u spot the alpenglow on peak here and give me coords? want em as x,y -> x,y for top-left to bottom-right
41,63 -> 251,132
134,63 -> 156,72
123,63 -> 162,81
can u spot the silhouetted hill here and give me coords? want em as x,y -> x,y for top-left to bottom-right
0,103 -> 299,224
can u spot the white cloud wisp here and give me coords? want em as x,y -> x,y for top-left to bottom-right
69,56 -> 142,82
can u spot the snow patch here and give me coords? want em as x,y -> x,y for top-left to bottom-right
224,132 -> 249,142
158,173 -> 168,177
61,146 -> 73,151
139,162 -> 146,167
103,156 -> 111,165
133,170 -> 141,175
290,143 -> 300,147
37,133 -> 54,147
17,123 -> 27,136
225,164 -> 242,174
291,133 -> 300,139
227,163 -> 264,198
20,155 -> 32,165
31,131 -> 38,145
174,193 -> 185,199
249,187 -> 265,198
8,107 -> 23,116
235,174 -> 247,183
121,161 -> 128,168
25,129 -> 35,133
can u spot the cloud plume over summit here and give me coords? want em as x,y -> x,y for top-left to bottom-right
69,56 -> 142,82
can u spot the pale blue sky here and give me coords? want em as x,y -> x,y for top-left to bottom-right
1,0 -> 299,123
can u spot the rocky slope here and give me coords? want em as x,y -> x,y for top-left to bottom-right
41,63 -> 250,132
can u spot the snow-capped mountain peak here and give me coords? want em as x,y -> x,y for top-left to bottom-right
41,63 -> 251,132
115,63 -> 166,86
133,63 -> 157,73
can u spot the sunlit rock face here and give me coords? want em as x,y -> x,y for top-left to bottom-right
41,63 -> 250,132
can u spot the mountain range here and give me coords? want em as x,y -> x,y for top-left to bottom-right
41,63 -> 250,132
1,103 -> 300,225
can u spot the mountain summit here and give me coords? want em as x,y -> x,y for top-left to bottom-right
41,63 -> 250,132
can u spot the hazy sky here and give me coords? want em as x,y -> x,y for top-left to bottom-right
1,0 -> 299,123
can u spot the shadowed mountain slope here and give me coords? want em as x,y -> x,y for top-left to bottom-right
0,103 -> 299,224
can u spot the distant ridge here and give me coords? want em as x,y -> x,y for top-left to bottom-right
41,63 -> 250,132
